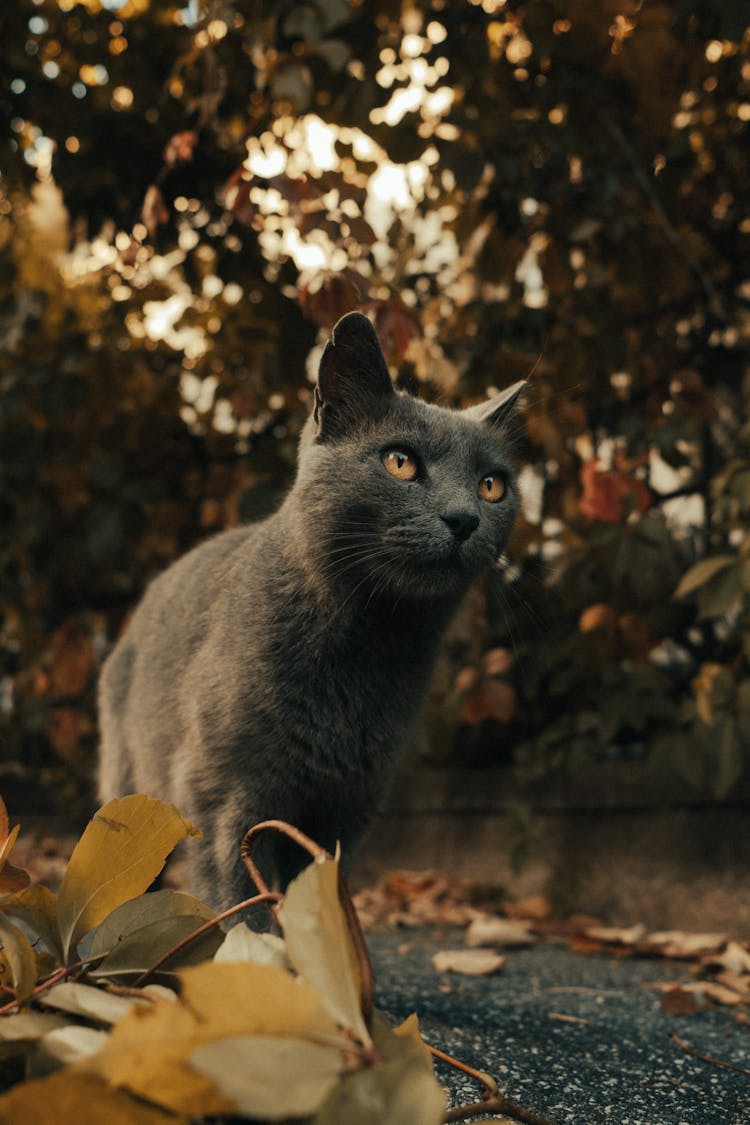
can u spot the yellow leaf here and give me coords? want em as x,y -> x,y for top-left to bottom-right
0,1071 -> 187,1125
56,796 -> 201,961
86,961 -> 346,1117
278,857 -> 371,1045
0,914 -> 38,1002
1,886 -> 62,960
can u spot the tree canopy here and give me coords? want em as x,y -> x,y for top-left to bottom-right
1,0 -> 749,817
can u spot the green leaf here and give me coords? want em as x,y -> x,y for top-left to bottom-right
674,556 -> 735,599
698,565 -> 743,620
311,1036 -> 446,1125
0,886 -> 61,961
56,796 -> 201,962
90,889 -> 214,960
278,857 -> 371,1046
0,914 -> 38,1003
188,1034 -> 344,1119
90,915 -> 223,981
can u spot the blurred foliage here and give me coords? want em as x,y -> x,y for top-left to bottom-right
0,0 -> 749,817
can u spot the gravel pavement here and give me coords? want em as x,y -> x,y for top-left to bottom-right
368,929 -> 750,1125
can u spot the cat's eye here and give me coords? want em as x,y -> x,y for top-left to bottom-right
382,449 -> 418,481
478,473 -> 506,503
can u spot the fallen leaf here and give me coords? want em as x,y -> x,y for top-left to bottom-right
189,1034 -> 345,1120
431,949 -> 506,976
645,930 -> 727,958
503,894 -> 552,921
0,1071 -> 186,1125
213,923 -> 288,968
583,923 -> 647,946
660,985 -> 701,1016
279,856 -> 371,1045
698,981 -> 745,1007
703,941 -> 750,975
0,914 -> 37,1002
465,914 -> 535,949
56,795 -> 201,961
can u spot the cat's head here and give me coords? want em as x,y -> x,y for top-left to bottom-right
293,312 -> 524,602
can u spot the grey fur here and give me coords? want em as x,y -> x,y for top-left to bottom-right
98,312 -> 524,911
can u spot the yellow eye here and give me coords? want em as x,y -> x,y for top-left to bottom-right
478,473 -> 506,503
383,449 -> 418,481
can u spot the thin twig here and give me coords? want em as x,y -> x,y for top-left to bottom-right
670,1032 -> 750,1077
240,820 -> 374,1027
132,891 -> 283,988
428,1043 -> 498,1096
444,1096 -> 558,1124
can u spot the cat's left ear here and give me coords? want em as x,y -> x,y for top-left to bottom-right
315,312 -> 395,438
463,380 -> 526,429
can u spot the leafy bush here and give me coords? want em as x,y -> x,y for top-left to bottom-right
1,0 -> 749,809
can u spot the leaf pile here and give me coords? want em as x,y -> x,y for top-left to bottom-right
0,795 -> 448,1124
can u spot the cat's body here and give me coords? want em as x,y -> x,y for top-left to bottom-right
98,313 -> 523,911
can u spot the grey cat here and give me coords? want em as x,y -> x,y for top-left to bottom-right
98,312 -> 524,911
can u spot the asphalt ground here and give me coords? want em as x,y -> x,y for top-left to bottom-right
368,930 -> 750,1125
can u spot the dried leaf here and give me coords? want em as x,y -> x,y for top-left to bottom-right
278,857 -> 371,1045
86,961 -> 346,1117
0,914 -> 37,1002
703,941 -> 750,975
0,886 -> 62,960
431,949 -> 506,976
465,915 -> 535,949
646,930 -> 727,958
0,1071 -> 186,1125
189,1035 -> 345,1119
56,796 -> 201,961
661,985 -> 701,1016
213,924 -> 288,968
39,981 -> 141,1025
583,923 -> 646,946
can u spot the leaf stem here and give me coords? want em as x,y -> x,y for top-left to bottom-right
131,891 -> 283,988
239,820 -> 374,1028
670,1031 -> 750,1076
444,1096 -> 559,1124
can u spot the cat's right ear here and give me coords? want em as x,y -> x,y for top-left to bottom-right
315,312 -> 395,439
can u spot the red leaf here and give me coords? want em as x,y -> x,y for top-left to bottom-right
163,130 -> 198,166
579,459 -> 651,523
141,185 -> 169,239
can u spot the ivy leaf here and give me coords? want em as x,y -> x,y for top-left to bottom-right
188,1035 -> 345,1119
0,914 -> 38,1003
56,796 -> 201,962
278,856 -> 371,1046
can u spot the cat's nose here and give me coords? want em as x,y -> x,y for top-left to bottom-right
442,511 -> 480,544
